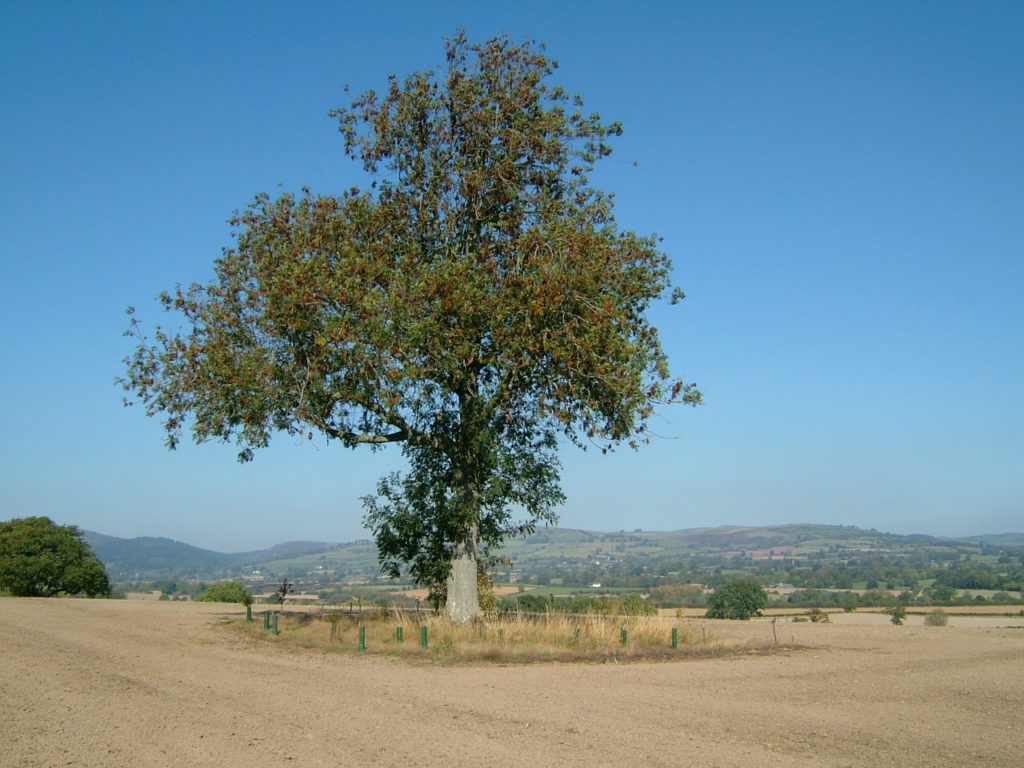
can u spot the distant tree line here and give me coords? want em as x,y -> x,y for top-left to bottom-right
509,548 -> 1023,594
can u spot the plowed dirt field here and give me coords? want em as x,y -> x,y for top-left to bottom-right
1,598 -> 1021,767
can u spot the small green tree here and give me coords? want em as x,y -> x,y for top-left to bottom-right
0,517 -> 111,598
195,580 -> 250,603
704,578 -> 768,620
888,605 -> 908,625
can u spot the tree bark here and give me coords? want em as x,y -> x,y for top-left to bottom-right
445,529 -> 480,622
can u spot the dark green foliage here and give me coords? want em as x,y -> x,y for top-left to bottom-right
0,517 -> 111,597
646,584 -> 708,608
613,594 -> 656,616
362,440 -> 564,595
506,593 -> 553,612
927,583 -> 957,602
935,562 -> 1001,590
195,580 -> 251,603
704,577 -> 767,620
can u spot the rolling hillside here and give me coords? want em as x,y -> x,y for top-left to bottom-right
83,532 -> 335,581
83,524 -> 1024,588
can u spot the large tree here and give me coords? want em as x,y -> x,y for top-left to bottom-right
121,32 -> 700,621
0,517 -> 111,598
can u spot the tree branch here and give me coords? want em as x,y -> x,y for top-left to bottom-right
323,423 -> 410,445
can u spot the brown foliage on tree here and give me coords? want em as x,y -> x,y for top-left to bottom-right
121,32 -> 699,621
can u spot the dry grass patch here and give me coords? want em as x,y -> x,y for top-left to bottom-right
233,609 -> 792,663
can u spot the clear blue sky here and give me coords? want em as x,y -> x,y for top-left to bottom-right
2,1 -> 1021,551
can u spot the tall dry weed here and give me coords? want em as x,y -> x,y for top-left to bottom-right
242,608 -> 727,662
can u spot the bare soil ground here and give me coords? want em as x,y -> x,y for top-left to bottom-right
1,598 -> 1021,767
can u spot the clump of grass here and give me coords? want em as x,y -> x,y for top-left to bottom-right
233,608 -> 789,663
924,608 -> 949,627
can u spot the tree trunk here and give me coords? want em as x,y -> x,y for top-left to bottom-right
445,531 -> 480,622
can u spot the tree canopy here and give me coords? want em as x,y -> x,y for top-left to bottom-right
704,578 -> 768,620
120,32 -> 699,621
0,517 -> 111,598
195,580 -> 251,603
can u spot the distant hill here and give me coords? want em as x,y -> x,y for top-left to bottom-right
80,523 -> 1023,585
82,532 -> 335,580
492,523 -> 948,562
230,541 -> 337,561
964,533 -> 1024,549
83,533 -> 235,580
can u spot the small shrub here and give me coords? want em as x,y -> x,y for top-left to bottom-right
617,594 -> 657,616
888,605 -> 907,625
805,608 -> 831,623
840,592 -> 858,612
924,608 -> 948,627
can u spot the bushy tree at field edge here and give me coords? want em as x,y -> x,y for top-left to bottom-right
0,517 -> 111,598
195,580 -> 252,603
705,578 -> 768,620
